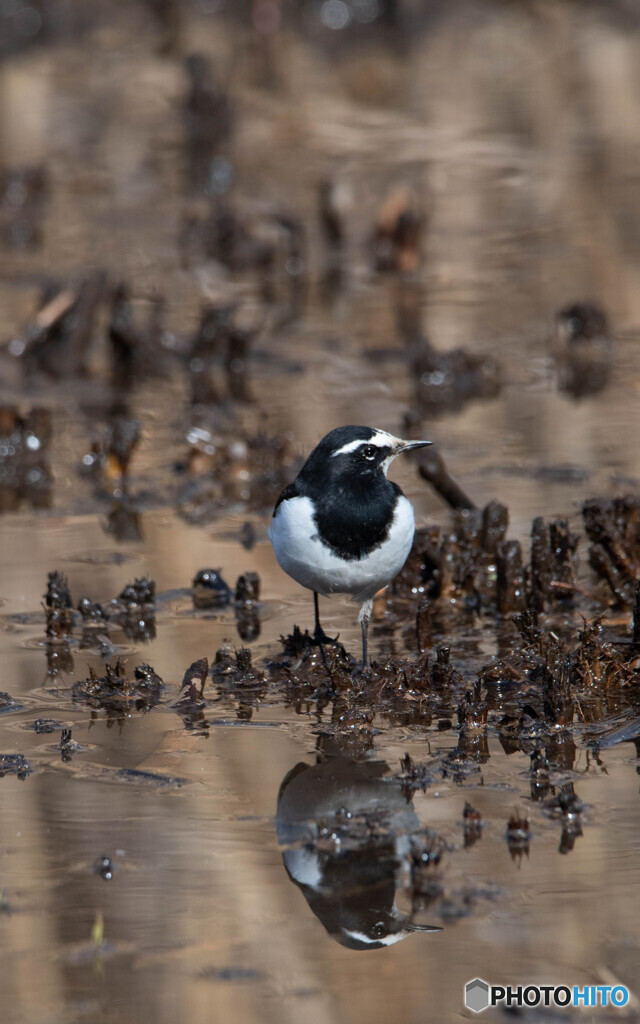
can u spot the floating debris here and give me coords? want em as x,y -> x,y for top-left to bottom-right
211,647 -> 266,719
463,802 -> 483,848
45,570 -> 72,611
177,656 -> 209,702
595,715 -> 640,749
114,767 -> 186,787
77,597 -> 107,623
94,855 -> 114,881
174,657 -> 210,735
59,727 -> 79,763
72,660 -> 163,713
506,811 -> 531,861
235,572 -> 261,642
543,788 -> 585,820
192,568 -> 232,610
212,647 -> 265,686
31,718 -> 62,734
457,689 -> 488,732
45,640 -> 74,679
0,692 -> 22,714
118,578 -> 155,606
45,570 -> 74,638
398,752 -> 434,795
0,754 -> 32,780
553,301 -> 612,399
199,966 -> 262,983
108,578 -> 156,642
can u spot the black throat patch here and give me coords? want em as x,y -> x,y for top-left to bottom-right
310,479 -> 401,561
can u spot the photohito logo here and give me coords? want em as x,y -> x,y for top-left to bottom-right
464,979 -> 629,1013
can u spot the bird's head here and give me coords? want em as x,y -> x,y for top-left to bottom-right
300,426 -> 432,489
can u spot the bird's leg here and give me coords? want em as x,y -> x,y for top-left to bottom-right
312,591 -> 332,679
313,591 -> 322,638
358,599 -> 373,670
313,592 -> 337,645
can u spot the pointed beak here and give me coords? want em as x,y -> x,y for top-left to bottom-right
396,439 -> 433,454
407,922 -> 443,933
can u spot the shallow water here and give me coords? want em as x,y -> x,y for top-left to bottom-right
2,500 -> 640,1022
2,3 -> 640,1022
2,508 -> 640,1023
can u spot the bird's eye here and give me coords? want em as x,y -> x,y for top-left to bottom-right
361,445 -> 377,460
371,922 -> 386,938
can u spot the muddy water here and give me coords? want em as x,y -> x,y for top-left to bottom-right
3,509 -> 640,1024
2,3 -> 640,1023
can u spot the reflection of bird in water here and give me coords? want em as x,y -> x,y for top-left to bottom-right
276,749 -> 441,950
553,301 -> 612,399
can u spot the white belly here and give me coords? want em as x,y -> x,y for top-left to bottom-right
269,495 -> 415,604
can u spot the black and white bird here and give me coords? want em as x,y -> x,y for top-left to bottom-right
269,425 -> 432,666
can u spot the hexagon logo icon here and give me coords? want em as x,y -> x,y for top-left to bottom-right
465,978 -> 490,1013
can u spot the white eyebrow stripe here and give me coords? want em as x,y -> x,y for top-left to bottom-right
331,431 -> 398,458
332,439 -> 369,457
343,929 -> 410,946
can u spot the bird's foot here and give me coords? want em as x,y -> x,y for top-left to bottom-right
313,624 -> 339,646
